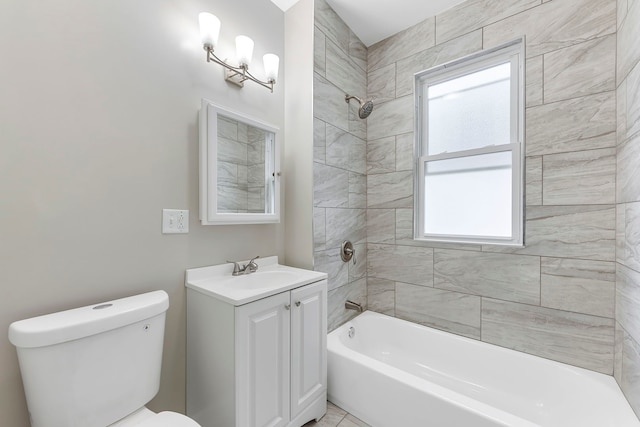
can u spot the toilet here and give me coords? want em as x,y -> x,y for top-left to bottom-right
8,290 -> 201,427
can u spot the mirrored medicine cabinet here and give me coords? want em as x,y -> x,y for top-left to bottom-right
199,99 -> 280,225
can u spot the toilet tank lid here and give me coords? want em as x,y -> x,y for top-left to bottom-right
8,290 -> 169,348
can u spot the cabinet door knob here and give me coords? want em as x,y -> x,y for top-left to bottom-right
295,301 -> 301,307
285,304 -> 290,310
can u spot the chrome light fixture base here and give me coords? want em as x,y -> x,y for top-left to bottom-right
204,46 -> 275,93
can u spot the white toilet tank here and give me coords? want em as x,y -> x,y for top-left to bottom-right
8,291 -> 170,427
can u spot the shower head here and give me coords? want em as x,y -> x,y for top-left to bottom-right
345,94 -> 374,119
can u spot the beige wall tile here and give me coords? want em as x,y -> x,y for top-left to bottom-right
395,133 -> 414,171
526,56 -> 543,107
367,243 -> 433,286
543,35 -> 616,103
615,322 -> 624,385
617,0 -> 640,83
367,209 -> 395,244
435,0 -> 540,44
314,118 -> 326,164
315,247 -> 348,292
622,333 -> 640,418
395,30 -> 482,97
484,205 -> 616,260
349,243 -> 367,281
482,298 -> 614,373
328,278 -> 367,332
368,18 -> 435,71
367,277 -> 395,316
348,172 -> 367,209
483,0 -> 616,58
326,208 -> 366,248
542,148 -> 616,205
617,263 -> 640,345
314,208 -> 326,251
526,156 -> 542,206
326,124 -> 366,174
526,92 -> 616,156
367,95 -> 414,141
326,39 -> 367,98
367,171 -> 413,209
314,73 -> 349,131
367,137 -> 395,174
627,61 -> 640,138
396,282 -> 481,339
314,0 -> 349,52
314,26 -> 326,77
618,79 -> 628,145
367,64 -> 396,104
541,257 -> 615,317
434,250 -> 541,304
314,163 -> 349,208
349,30 -> 367,73
617,133 -> 640,203
622,202 -> 640,272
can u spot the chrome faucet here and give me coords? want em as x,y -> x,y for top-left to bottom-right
228,256 -> 260,276
345,300 -> 363,312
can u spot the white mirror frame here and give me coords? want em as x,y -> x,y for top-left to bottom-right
199,99 -> 281,225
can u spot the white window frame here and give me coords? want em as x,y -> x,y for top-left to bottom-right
413,38 -> 525,246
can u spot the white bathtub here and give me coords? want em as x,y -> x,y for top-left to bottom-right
327,311 -> 639,427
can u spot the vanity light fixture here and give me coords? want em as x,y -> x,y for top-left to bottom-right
198,12 -> 279,93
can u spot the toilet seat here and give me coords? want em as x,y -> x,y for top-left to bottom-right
136,411 -> 201,427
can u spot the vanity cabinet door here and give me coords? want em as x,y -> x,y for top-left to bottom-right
236,291 -> 291,427
290,280 -> 327,419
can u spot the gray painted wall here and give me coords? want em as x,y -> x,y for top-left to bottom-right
0,1 -> 284,425
615,0 -> 640,417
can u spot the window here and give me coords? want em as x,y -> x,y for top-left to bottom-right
414,39 -> 524,246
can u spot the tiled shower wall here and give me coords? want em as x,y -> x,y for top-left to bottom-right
313,0 -> 369,330
365,0 -> 619,375
615,0 -> 640,416
217,116 -> 267,213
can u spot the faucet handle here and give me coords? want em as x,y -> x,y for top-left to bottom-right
247,255 -> 260,272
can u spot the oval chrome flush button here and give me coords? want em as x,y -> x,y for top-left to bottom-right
348,326 -> 355,338
92,303 -> 113,310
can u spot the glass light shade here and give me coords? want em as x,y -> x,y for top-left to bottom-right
236,35 -> 254,66
263,54 -> 279,82
198,12 -> 220,48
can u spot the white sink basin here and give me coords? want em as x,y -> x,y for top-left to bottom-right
185,256 -> 327,306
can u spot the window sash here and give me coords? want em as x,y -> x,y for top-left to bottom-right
414,38 -> 524,246
417,143 -> 522,245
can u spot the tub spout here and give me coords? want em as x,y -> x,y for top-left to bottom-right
345,300 -> 363,312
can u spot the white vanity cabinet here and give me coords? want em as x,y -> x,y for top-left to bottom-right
185,258 -> 327,427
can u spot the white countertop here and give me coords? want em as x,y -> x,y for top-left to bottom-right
185,256 -> 327,306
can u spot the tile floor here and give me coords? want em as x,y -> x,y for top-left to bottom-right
303,402 -> 371,427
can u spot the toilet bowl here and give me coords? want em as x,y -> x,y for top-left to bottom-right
8,291 -> 201,427
109,408 -> 200,427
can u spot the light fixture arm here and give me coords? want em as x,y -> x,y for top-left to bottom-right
205,46 -> 275,93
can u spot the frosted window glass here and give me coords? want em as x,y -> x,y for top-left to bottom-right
427,63 -> 511,155
424,151 -> 512,238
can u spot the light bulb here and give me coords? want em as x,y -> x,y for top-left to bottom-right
236,35 -> 254,66
198,12 -> 220,49
263,54 -> 279,82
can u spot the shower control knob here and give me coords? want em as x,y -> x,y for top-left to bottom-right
295,301 -> 301,307
284,304 -> 290,310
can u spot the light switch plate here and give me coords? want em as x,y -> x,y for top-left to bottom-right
162,209 -> 189,234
